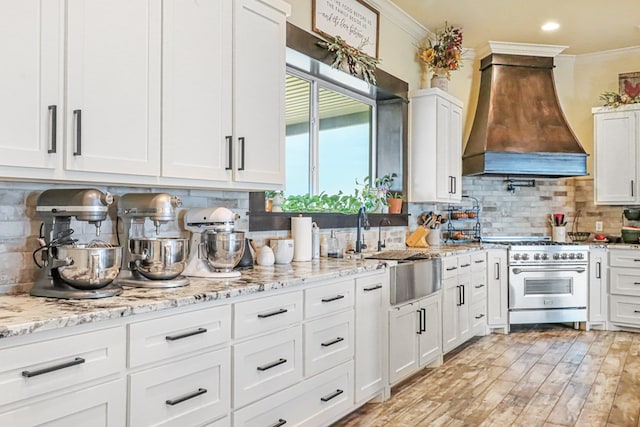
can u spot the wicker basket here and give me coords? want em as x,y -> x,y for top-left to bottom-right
567,231 -> 590,242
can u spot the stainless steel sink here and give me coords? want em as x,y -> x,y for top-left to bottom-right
390,258 -> 441,305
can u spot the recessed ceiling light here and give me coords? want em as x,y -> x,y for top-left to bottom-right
542,22 -> 560,31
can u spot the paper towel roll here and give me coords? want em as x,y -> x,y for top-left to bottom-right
291,216 -> 312,261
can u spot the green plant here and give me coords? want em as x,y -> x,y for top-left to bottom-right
387,192 -> 406,200
374,173 -> 397,191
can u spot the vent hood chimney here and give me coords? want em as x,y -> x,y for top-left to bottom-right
462,42 -> 587,177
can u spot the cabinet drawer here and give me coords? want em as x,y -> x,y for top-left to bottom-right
471,251 -> 486,271
304,310 -> 354,376
0,378 -> 125,426
442,257 -> 459,279
233,325 -> 303,409
305,279 -> 354,319
129,305 -> 230,368
458,255 -> 472,274
471,300 -> 487,332
205,416 -> 230,427
610,268 -> 640,297
610,295 -> 640,326
609,250 -> 640,268
129,348 -> 230,427
233,361 -> 353,427
0,326 -> 125,406
471,274 -> 487,301
234,291 -> 303,340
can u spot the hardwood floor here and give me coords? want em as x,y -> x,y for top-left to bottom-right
334,325 -> 640,427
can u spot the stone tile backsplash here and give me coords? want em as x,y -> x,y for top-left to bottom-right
0,177 -> 629,294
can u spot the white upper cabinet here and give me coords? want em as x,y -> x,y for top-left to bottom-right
232,0 -> 288,186
0,0 -> 61,170
65,0 -> 161,176
593,106 -> 639,204
409,88 -> 463,203
161,0 -> 233,182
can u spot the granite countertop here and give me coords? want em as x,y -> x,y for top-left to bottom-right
0,245 -> 483,340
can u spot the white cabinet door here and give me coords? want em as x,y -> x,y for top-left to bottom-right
388,302 -> 419,384
0,379 -> 125,427
161,0 -> 233,181
447,101 -> 463,201
65,0 -> 161,176
418,294 -> 441,366
354,274 -> 386,403
0,0 -> 61,169
486,248 -> 508,328
594,110 -> 638,204
589,248 -> 607,324
441,276 -> 460,353
458,273 -> 472,342
232,0 -> 287,186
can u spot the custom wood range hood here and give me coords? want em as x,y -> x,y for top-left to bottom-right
463,43 -> 588,178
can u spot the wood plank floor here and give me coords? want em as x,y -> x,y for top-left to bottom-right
333,325 -> 640,427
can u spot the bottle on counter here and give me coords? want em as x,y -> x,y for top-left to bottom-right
312,222 -> 320,259
328,230 -> 340,258
320,234 -> 328,257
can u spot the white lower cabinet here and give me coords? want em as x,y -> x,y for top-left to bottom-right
233,361 -> 354,427
0,378 -> 126,427
232,325 -> 303,409
389,292 -> 441,384
486,248 -> 508,331
129,348 -> 230,427
589,248 -> 608,327
609,249 -> 640,329
304,310 -> 354,377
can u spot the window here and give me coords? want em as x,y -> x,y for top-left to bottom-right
285,69 -> 376,196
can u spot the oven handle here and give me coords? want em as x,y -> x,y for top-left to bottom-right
511,267 -> 586,274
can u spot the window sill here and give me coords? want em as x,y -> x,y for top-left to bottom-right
248,212 -> 409,232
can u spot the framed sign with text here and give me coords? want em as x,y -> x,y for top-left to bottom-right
312,0 -> 380,59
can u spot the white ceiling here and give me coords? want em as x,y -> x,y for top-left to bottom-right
390,0 -> 640,55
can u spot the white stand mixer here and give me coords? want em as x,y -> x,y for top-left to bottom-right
183,207 -> 245,278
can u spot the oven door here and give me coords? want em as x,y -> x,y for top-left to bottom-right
509,264 -> 588,323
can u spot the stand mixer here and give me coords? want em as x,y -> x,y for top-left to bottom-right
31,189 -> 123,299
183,207 -> 245,278
117,193 -> 190,288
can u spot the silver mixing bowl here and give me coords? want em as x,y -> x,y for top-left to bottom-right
202,231 -> 245,272
129,237 -> 188,280
55,245 -> 123,290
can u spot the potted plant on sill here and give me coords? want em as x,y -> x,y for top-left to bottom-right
386,192 -> 405,214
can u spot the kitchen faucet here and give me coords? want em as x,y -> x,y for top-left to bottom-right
355,206 -> 370,253
377,218 -> 391,251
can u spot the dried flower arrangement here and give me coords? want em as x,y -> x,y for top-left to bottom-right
318,36 -> 380,84
600,91 -> 640,107
418,23 -> 463,79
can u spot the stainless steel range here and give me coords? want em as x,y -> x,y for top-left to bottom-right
484,237 -> 589,324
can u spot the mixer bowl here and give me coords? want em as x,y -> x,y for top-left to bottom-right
55,245 -> 123,290
130,237 -> 188,280
202,231 -> 245,272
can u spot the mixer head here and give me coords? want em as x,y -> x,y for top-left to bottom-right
36,188 -> 113,236
185,207 -> 239,233
118,193 -> 182,234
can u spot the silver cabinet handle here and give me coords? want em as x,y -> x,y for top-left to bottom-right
165,388 -> 207,406
165,327 -> 207,341
48,105 -> 57,153
22,357 -> 85,378
73,109 -> 82,156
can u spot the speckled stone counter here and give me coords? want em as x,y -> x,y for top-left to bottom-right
0,245 -> 483,340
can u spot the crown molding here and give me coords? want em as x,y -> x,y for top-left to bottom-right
475,41 -> 568,59
363,0 -> 430,43
576,45 -> 640,62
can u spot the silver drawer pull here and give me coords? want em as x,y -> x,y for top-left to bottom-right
165,388 -> 207,406
269,419 -> 287,427
474,284 -> 485,289
22,357 -> 85,378
257,308 -> 288,318
321,337 -> 344,347
165,327 -> 207,341
321,295 -> 345,303
475,314 -> 485,319
363,285 -> 382,292
257,358 -> 287,371
320,389 -> 344,402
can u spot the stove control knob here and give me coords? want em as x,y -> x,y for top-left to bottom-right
569,253 -> 576,259
513,253 -> 521,260
561,253 -> 568,259
541,253 -> 549,260
553,253 -> 560,260
533,253 -> 540,260
576,253 -> 584,260
521,254 -> 530,261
